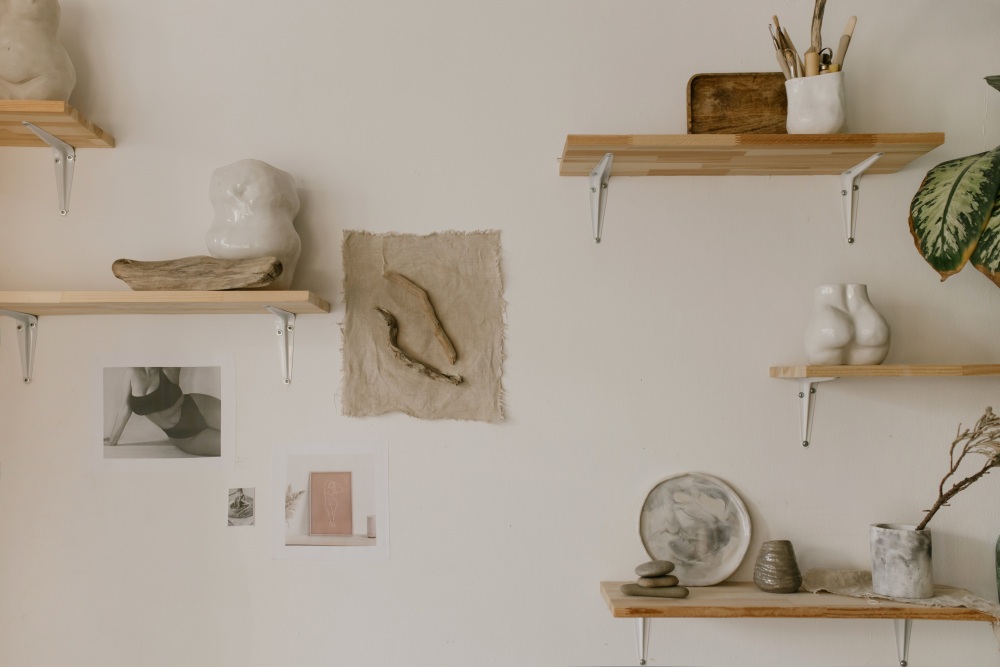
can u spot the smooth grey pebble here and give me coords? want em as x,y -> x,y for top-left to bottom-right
621,583 -> 690,598
637,575 -> 679,588
635,560 -> 675,577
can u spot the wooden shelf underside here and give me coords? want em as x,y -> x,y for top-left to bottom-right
770,364 -> 1000,379
0,290 -> 330,316
600,582 -> 995,622
560,133 -> 944,176
0,101 -> 115,148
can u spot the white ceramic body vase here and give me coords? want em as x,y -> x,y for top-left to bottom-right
784,71 -> 846,134
804,284 -> 890,365
0,0 -> 76,100
205,159 -> 301,290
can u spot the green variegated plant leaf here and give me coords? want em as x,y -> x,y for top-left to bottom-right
987,76 -> 1000,93
909,148 -> 1000,280
971,196 -> 1000,286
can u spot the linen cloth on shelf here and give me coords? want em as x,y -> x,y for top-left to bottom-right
803,568 -> 1000,648
341,230 -> 505,423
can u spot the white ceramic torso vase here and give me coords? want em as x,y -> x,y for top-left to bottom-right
803,284 -> 890,365
205,159 -> 301,290
0,0 -> 76,101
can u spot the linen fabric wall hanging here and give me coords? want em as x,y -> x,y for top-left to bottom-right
341,230 -> 505,422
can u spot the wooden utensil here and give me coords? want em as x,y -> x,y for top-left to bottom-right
833,16 -> 857,68
781,27 -> 805,74
810,0 -> 827,52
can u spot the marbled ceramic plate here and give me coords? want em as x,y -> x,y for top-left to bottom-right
639,472 -> 751,586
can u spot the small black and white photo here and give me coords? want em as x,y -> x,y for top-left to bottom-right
228,487 -> 255,526
99,360 -> 234,465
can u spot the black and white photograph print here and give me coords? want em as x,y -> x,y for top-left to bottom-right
228,487 -> 255,526
99,358 -> 235,466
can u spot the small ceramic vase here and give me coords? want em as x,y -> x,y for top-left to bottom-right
804,284 -> 890,365
205,159 -> 301,290
870,523 -> 933,599
753,540 -> 803,593
995,533 -> 1000,602
784,71 -> 846,134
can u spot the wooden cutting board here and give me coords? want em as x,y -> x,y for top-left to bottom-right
687,72 -> 787,134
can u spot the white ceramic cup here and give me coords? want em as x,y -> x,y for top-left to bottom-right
784,71 -> 846,134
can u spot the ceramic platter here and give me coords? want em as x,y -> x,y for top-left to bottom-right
639,472 -> 751,586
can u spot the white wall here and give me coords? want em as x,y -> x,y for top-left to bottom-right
3,1 -> 1000,665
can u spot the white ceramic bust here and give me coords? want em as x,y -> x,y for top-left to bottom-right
205,159 -> 301,290
0,0 -> 76,100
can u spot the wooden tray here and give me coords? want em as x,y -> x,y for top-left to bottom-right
687,72 -> 787,134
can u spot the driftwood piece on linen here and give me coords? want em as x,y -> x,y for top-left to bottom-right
112,255 -> 283,290
374,307 -> 463,385
382,270 -> 458,364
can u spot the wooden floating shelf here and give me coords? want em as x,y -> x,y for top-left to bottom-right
0,290 -> 330,316
0,100 -> 115,148
559,133 -> 944,176
770,364 -> 1000,379
600,581 -> 994,622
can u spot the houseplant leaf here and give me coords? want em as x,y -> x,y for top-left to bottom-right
971,196 -> 1000,286
986,75 -> 1000,93
908,148 -> 1000,279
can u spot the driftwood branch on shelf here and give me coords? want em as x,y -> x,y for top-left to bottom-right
112,256 -> 282,291
374,307 -> 463,385
382,270 -> 458,364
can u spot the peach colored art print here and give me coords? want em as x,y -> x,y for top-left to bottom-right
309,472 -> 353,535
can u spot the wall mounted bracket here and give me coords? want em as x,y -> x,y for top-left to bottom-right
589,152 -> 614,243
634,618 -> 650,665
840,152 -> 883,244
22,121 -> 75,216
0,309 -> 38,383
266,306 -> 295,384
797,376 -> 837,447
895,619 -> 912,666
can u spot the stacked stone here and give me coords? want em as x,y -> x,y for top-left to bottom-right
620,559 -> 690,598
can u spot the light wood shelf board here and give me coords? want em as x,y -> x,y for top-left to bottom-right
0,101 -> 115,148
600,582 -> 994,621
770,364 -> 1000,379
560,133 -> 944,176
0,290 -> 330,316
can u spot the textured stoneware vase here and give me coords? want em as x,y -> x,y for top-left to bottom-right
753,540 -> 803,594
0,0 -> 76,100
206,159 -> 301,290
870,523 -> 933,599
804,284 -> 890,365
785,71 -> 846,134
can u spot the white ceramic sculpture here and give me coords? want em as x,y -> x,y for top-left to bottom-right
0,0 -> 76,101
803,283 -> 890,365
205,159 -> 301,290
784,71 -> 846,134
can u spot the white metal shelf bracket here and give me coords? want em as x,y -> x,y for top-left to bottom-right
797,377 -> 837,447
589,152 -> 614,243
23,121 -> 76,216
840,152 -> 883,244
0,309 -> 38,383
894,618 -> 912,667
266,306 -> 295,384
634,618 -> 650,665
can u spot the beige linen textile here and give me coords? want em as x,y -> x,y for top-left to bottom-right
342,230 -> 504,422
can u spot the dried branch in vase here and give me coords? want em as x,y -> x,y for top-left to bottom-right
916,407 -> 1000,531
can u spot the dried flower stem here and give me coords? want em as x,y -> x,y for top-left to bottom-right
916,407 -> 1000,531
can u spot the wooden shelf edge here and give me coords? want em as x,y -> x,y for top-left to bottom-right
0,100 -> 115,148
559,132 -> 945,177
770,364 -> 1000,378
600,581 -> 995,622
0,290 -> 331,315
